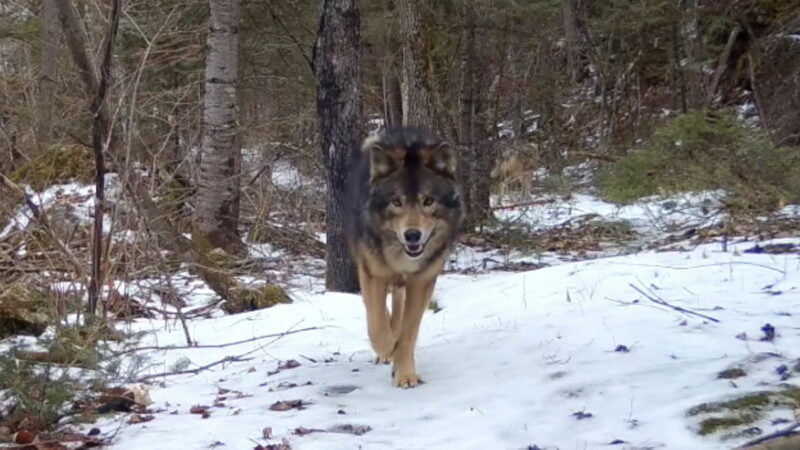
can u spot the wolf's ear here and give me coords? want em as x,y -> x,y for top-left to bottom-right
363,136 -> 404,181
420,142 -> 457,179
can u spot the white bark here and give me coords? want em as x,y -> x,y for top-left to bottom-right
195,0 -> 242,252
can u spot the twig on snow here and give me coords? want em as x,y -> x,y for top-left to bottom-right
490,198 -> 556,211
629,283 -> 721,323
135,354 -> 254,382
608,261 -> 786,275
113,324 -> 321,357
737,422 -> 800,448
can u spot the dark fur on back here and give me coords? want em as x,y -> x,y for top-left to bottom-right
345,127 -> 462,274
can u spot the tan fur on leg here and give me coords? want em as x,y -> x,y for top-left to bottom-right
392,277 -> 435,388
390,283 -> 405,337
357,264 -> 395,364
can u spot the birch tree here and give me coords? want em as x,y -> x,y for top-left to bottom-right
195,0 -> 243,254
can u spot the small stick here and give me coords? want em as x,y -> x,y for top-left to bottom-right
112,325 -> 320,356
737,422 -> 800,448
136,355 -> 253,382
491,198 -> 556,211
629,283 -> 720,323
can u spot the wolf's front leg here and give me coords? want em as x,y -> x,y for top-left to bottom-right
392,278 -> 435,388
358,265 -> 395,363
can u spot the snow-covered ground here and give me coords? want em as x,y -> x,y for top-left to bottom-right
4,166 -> 799,449
94,235 -> 800,450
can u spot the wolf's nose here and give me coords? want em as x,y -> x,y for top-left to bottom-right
404,229 -> 422,244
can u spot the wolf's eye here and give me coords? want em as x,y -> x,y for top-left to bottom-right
422,196 -> 435,207
391,197 -> 402,207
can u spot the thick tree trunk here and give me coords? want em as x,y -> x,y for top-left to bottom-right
195,0 -> 243,254
750,35 -> 800,146
398,0 -> 433,127
707,26 -> 747,105
563,0 -> 581,83
458,1 -> 491,229
313,0 -> 362,293
37,0 -> 59,151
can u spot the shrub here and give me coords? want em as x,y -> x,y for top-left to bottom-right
599,110 -> 800,212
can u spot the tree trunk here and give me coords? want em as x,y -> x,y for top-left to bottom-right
195,0 -> 243,255
458,1 -> 491,229
36,0 -> 59,151
707,26 -> 746,105
563,0 -> 582,83
313,0 -> 362,293
398,0 -> 433,127
385,70 -> 403,127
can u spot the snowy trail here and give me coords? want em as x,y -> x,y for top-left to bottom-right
102,240 -> 800,450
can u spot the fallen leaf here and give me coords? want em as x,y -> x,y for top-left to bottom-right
280,360 -> 301,370
268,359 -> 301,376
293,426 -> 323,436
760,323 -> 776,341
269,400 -> 306,412
717,368 -> 747,379
255,438 -> 292,450
190,405 -> 210,415
128,414 -> 155,424
327,424 -> 371,436
571,411 -> 593,420
14,429 -> 35,444
262,427 -> 272,439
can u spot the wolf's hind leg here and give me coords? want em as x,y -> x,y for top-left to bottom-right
358,265 -> 395,364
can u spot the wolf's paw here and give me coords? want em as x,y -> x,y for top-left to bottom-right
392,370 -> 423,388
374,354 -> 392,364
370,334 -> 396,365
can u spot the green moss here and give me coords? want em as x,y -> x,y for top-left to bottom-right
598,110 -> 800,212
11,144 -> 94,190
222,284 -> 292,314
688,387 -> 800,437
0,284 -> 50,338
698,416 -> 756,436
155,178 -> 193,231
716,368 -> 747,379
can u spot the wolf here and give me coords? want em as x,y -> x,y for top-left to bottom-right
490,146 -> 537,199
345,127 -> 463,388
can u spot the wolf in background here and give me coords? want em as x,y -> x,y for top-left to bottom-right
345,128 -> 463,388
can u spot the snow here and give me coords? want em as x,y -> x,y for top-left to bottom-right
0,175 -> 122,240
94,234 -> 800,450
495,191 -> 724,241
4,169 -> 799,449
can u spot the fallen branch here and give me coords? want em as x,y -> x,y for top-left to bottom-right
738,423 -> 800,449
136,354 -> 254,382
629,282 -> 721,323
113,324 -> 320,356
608,261 -> 786,275
491,198 -> 556,211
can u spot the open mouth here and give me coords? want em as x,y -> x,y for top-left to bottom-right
404,243 -> 424,258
